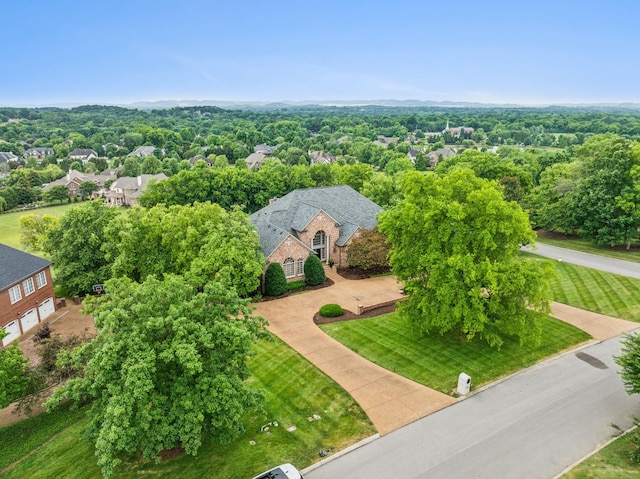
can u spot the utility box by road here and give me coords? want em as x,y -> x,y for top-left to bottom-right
457,373 -> 471,395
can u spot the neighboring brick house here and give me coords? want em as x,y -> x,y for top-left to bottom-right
42,169 -> 110,198
105,173 -> 167,206
0,244 -> 56,347
68,148 -> 98,164
250,185 -> 382,282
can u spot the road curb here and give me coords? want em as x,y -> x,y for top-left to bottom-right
551,425 -> 638,479
300,433 -> 380,474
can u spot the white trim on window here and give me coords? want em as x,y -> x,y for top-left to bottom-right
297,258 -> 304,276
283,258 -> 295,278
36,271 -> 47,289
9,284 -> 22,304
23,277 -> 35,296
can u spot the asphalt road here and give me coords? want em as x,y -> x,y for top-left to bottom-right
306,337 -> 640,479
523,243 -> 640,279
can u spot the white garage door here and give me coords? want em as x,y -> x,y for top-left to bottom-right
38,297 -> 55,321
2,320 -> 21,346
20,308 -> 39,333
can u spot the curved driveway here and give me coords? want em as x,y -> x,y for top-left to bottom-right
253,268 -> 456,435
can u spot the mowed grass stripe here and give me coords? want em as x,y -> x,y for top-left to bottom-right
3,334 -> 374,479
549,261 -> 640,321
321,313 -> 590,394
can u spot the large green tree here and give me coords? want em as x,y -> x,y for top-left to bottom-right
44,201 -> 120,295
104,202 -> 264,296
0,330 -> 30,409
566,134 -> 640,247
19,213 -> 60,252
46,275 -> 265,477
379,169 -> 552,348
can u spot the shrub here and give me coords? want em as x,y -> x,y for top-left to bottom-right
304,255 -> 326,286
319,304 -> 344,317
32,322 -> 52,343
264,262 -> 287,296
347,229 -> 391,270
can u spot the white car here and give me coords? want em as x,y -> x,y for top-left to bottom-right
252,463 -> 305,479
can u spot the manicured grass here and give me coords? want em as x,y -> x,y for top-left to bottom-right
562,431 -> 640,478
0,402 -> 86,470
2,335 -> 375,478
0,204 -> 74,250
536,235 -> 640,264
548,260 -> 640,322
286,280 -> 306,291
320,312 -> 591,394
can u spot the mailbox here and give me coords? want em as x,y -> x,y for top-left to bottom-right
457,373 -> 471,395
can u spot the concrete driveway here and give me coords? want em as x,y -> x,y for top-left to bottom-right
253,268 -> 456,435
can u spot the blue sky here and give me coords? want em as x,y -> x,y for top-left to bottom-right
2,0 -> 638,106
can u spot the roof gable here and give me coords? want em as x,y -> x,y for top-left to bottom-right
250,185 -> 382,256
0,243 -> 51,291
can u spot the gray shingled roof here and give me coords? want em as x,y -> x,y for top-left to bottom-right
250,185 -> 382,257
0,244 -> 51,291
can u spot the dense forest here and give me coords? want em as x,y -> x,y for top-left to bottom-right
1,105 -> 639,247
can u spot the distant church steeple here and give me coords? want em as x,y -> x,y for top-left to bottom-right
443,119 -> 450,134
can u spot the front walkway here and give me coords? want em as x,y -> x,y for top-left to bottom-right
254,268 -> 456,435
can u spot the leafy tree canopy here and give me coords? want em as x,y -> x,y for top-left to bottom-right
46,275 -> 265,478
379,169 -> 552,348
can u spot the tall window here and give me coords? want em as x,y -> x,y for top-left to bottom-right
9,285 -> 22,304
312,231 -> 326,249
23,278 -> 35,296
312,231 -> 326,261
283,258 -> 295,278
36,271 -> 47,289
297,258 -> 304,276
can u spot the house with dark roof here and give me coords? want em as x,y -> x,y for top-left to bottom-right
105,173 -> 167,206
250,185 -> 382,282
407,148 -> 423,164
0,152 -> 19,163
24,147 -> 54,159
68,149 -> 98,164
253,143 -> 277,155
0,244 -> 56,346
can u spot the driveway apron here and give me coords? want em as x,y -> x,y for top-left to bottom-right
253,269 -> 456,435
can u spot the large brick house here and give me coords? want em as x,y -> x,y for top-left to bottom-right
0,244 -> 56,347
250,185 -> 382,282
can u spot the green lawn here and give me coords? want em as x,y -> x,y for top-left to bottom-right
548,260 -> 640,322
320,312 -> 591,394
1,335 -> 375,479
0,204 -> 74,250
562,431 -> 640,478
536,235 -> 640,264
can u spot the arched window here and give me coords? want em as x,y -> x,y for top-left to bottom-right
297,258 -> 304,276
283,258 -> 295,278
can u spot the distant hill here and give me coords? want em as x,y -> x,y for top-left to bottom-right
6,99 -> 640,110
